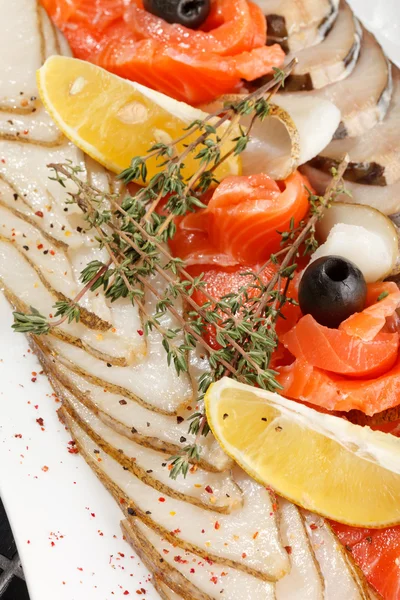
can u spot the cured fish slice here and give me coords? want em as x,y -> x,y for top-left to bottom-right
276,498 -> 324,599
41,357 -> 232,472
332,523 -> 400,600
313,68 -> 400,186
121,518 -> 276,600
254,0 -> 340,52
0,0 -> 43,112
62,414 -> 290,580
277,353 -> 400,416
0,239 -> 147,363
340,282 -> 400,342
301,164 -> 400,216
303,512 -> 370,599
284,2 -> 362,92
39,335 -> 193,415
281,314 -> 399,378
292,31 -> 392,139
61,391 -> 242,513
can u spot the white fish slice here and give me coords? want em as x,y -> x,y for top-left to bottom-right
61,392 -> 243,513
40,358 -> 232,472
276,499 -> 324,599
291,30 -> 392,139
0,0 -> 43,112
63,415 -> 290,581
301,164 -> 400,215
121,518 -> 276,600
285,2 -> 362,91
254,0 -> 340,52
303,512 -> 370,600
313,67 -> 400,185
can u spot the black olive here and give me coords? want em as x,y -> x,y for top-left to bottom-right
143,0 -> 211,29
298,255 -> 367,329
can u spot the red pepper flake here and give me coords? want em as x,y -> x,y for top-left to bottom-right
118,552 -> 125,558
35,211 -> 44,218
214,521 -> 220,530
253,531 -> 259,540
77,567 -> 83,572
91,513 -> 96,518
49,249 -> 55,256
27,540 -> 30,544
42,465 -> 49,472
309,523 -> 318,531
285,545 -> 292,555
31,377 -> 37,383
242,552 -> 247,559
14,434 -> 22,438
210,576 -> 218,584
23,129 -> 29,135
205,485 -> 213,494
36,418 -> 44,426
1,159 -> 5,164
119,498 -> 126,504
172,528 -> 181,535
123,592 -> 129,596
68,447 -> 79,454
159,497 -> 166,503
34,405 -> 39,409
137,329 -> 144,336
190,568 -> 195,574
37,244 -> 43,250
162,549 -> 169,555
51,541 -> 55,547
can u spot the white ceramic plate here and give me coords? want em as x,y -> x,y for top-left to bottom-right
1,4 -> 400,600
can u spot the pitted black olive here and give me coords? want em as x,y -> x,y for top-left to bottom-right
298,255 -> 367,328
143,0 -> 211,29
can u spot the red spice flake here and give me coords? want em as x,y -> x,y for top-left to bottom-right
172,528 -> 181,535
68,446 -> 79,454
36,418 -> 44,426
119,498 -> 126,504
205,485 -> 213,494
174,555 -> 188,565
118,552 -> 125,558
253,531 -> 259,540
210,576 -> 218,585
285,545 -> 292,555
23,129 -> 29,135
91,513 -> 96,518
14,434 -> 22,439
242,552 -> 247,559
27,540 -> 30,544
31,377 -> 37,383
35,211 -> 44,218
214,521 -> 220,530
272,502 -> 278,512
68,440 -> 76,446
162,549 -> 169,555
51,542 -> 55,547
77,567 -> 83,572
1,159 -> 5,164
158,497 -> 166,503
190,568 -> 195,574
42,465 -> 49,472
37,244 -> 43,250
49,249 -> 55,256
34,405 -> 38,409
137,329 -> 144,336
123,593 -> 130,596
309,523 -> 318,531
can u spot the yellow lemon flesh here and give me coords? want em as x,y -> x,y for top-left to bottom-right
205,377 -> 400,527
37,56 -> 241,183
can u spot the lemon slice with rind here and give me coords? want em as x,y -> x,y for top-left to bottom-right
205,377 -> 400,527
37,56 -> 241,182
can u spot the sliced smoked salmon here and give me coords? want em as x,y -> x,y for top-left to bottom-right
332,522 -> 400,600
40,0 -> 285,105
282,313 -> 399,378
170,171 -> 310,266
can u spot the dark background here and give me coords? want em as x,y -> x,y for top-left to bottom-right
0,501 -> 29,599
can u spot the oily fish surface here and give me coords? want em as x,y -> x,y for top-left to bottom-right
37,56 -> 241,181
206,379 -> 400,527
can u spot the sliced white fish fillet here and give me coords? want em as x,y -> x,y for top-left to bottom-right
61,392 -> 242,513
303,512 -> 369,600
276,499 -> 324,599
301,164 -> 400,215
291,30 -> 392,139
285,2 -> 362,91
40,358 -> 232,472
0,0 -> 43,112
122,518 -> 276,600
64,417 -> 290,580
254,0 -> 340,52
313,67 -> 400,185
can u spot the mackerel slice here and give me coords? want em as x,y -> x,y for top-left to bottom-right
40,356 -> 231,472
290,30 -> 392,139
312,67 -> 400,186
276,499 -> 324,599
62,413 -> 289,581
61,389 -> 242,513
284,2 -> 362,91
303,512 -> 370,600
121,518 -> 276,600
254,0 -> 340,52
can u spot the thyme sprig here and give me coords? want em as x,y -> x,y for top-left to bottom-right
12,63 -> 349,479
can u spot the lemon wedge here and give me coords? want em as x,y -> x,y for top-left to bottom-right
37,56 -> 240,182
205,377 -> 400,527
